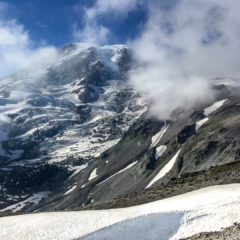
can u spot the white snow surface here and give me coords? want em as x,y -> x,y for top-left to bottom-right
89,168 -> 98,181
149,124 -> 168,149
97,161 -> 138,186
1,184 -> 240,240
146,149 -> 181,189
195,117 -> 209,131
194,99 -> 227,132
64,185 -> 77,195
204,99 -> 227,116
155,145 -> 167,159
68,164 -> 88,178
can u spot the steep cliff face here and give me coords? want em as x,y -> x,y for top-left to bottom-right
0,43 -> 240,214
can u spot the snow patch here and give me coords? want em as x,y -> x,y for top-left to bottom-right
204,99 -> 227,116
195,118 -> 209,131
149,124 -> 168,149
49,137 -> 120,163
0,191 -> 50,213
64,185 -> 76,195
69,164 -> 88,178
146,149 -> 181,189
97,161 -> 138,186
155,145 -> 167,159
89,168 -> 98,181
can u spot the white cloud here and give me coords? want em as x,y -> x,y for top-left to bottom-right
129,0 -> 240,119
0,3 -> 57,79
73,0 -> 141,44
85,0 -> 139,20
73,22 -> 109,46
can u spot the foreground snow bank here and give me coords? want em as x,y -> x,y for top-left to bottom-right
1,184 -> 240,240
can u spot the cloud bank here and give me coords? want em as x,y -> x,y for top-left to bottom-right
0,3 -> 57,79
74,0 -> 240,119
129,0 -> 240,118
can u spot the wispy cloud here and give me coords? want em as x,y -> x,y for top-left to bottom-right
129,0 -> 240,119
0,3 -> 57,79
73,0 -> 141,45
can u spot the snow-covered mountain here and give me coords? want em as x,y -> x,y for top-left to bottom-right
0,44 -> 147,211
1,43 -> 240,239
0,44 -> 146,164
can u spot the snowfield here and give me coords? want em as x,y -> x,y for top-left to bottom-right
146,149 -> 182,189
195,117 -> 209,131
88,168 -> 98,181
204,99 -> 227,116
1,184 -> 240,240
195,99 -> 227,132
149,123 -> 168,149
155,145 -> 167,159
97,161 -> 138,186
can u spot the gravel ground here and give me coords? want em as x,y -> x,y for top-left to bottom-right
182,223 -> 240,240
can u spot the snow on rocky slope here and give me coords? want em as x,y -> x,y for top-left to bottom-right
0,44 -> 146,164
0,43 -> 147,211
0,41 -> 239,216
1,184 -> 240,240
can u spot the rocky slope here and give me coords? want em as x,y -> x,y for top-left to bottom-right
182,223 -> 240,240
34,81 -> 240,212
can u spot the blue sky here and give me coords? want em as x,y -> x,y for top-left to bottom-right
4,0 -> 148,48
